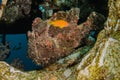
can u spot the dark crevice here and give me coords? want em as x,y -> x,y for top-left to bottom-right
78,0 -> 108,24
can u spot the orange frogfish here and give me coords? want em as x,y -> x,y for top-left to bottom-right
49,20 -> 69,28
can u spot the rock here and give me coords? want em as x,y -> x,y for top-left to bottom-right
1,0 -> 32,22
77,30 -> 120,80
77,0 -> 120,80
0,61 -> 29,80
64,69 -> 72,78
0,42 -> 10,60
0,61 -> 78,80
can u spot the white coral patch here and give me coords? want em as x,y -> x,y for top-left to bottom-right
10,66 -> 23,73
77,53 -> 91,70
99,39 -> 109,66
79,67 -> 90,77
114,19 -> 120,31
99,37 -> 118,66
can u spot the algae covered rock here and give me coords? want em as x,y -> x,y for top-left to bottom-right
1,0 -> 32,22
77,0 -> 120,80
0,48 -> 83,80
77,30 -> 120,80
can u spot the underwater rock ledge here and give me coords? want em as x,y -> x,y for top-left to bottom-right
27,8 -> 105,67
77,0 -> 120,80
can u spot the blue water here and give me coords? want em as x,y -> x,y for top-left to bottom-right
0,0 -> 2,4
2,34 -> 41,71
0,35 -> 2,42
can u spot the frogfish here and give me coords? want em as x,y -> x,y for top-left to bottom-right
49,20 -> 69,28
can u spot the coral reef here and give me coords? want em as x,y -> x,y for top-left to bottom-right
77,0 -> 120,80
0,0 -> 119,80
0,46 -> 90,80
10,58 -> 24,70
1,0 -> 32,22
28,8 -> 105,67
0,42 -> 10,60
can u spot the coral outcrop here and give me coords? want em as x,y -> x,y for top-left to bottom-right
0,42 -> 10,60
28,8 -> 105,67
77,0 -> 120,80
1,0 -> 32,22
